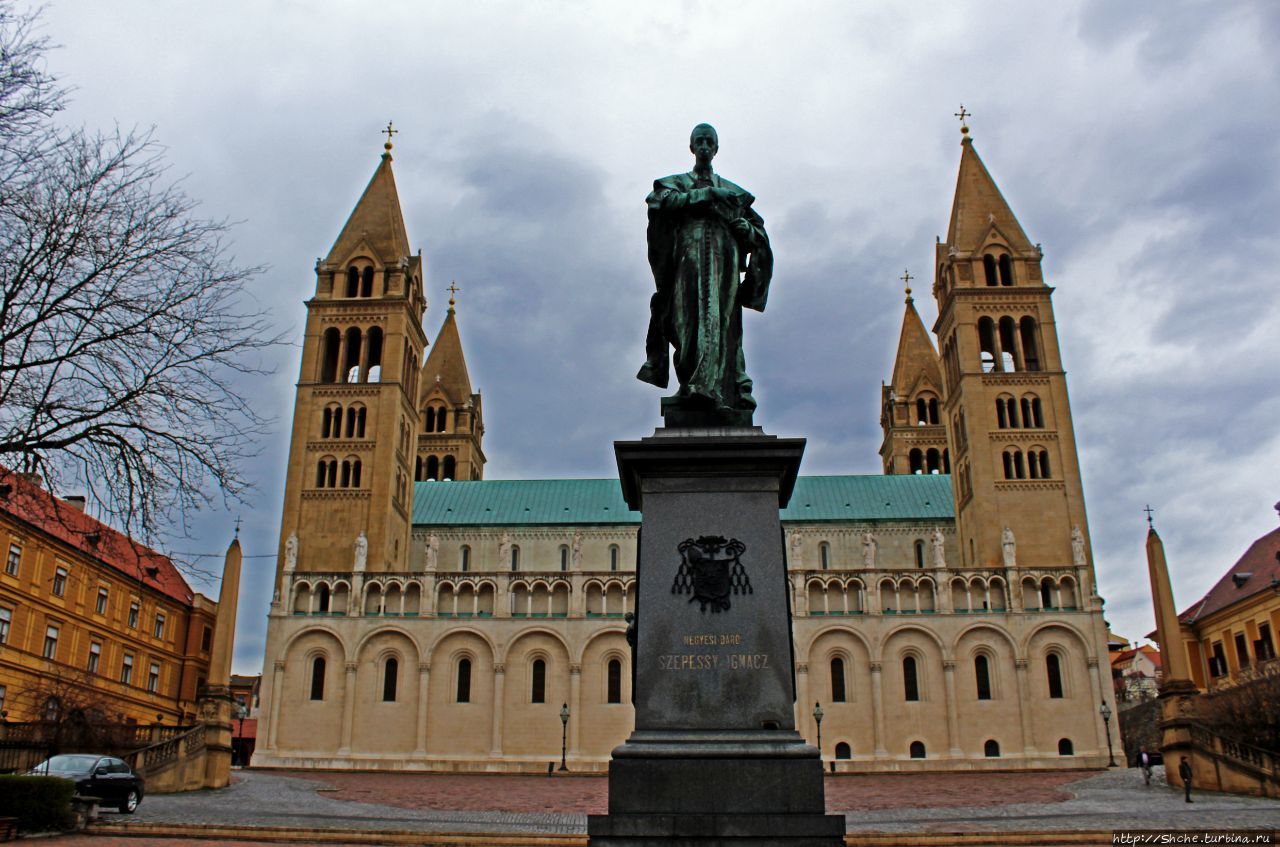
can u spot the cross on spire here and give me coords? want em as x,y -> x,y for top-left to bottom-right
382,120 -> 398,153
233,515 -> 242,539
900,269 -> 913,302
1143,504 -> 1155,529
954,104 -> 971,137
447,281 -> 461,309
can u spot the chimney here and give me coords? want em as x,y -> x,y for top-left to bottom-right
62,495 -> 86,511
19,472 -> 42,489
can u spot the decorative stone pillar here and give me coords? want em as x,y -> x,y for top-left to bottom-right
349,573 -> 365,617
415,663 -> 431,755
793,574 -> 808,616
424,574 -> 438,616
570,572 -> 586,617
942,660 -> 962,757
267,660 -> 285,751
569,664 -> 582,756
489,663 -> 505,756
338,662 -> 357,755
1009,570 -> 1023,612
495,576 -> 510,619
869,661 -> 887,757
867,580 -> 881,616
1015,658 -> 1036,755
1075,566 -> 1092,611
938,577 -> 953,614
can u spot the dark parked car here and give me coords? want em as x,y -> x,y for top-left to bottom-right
27,754 -> 144,813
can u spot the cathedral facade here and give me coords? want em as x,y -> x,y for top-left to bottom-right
254,128 -> 1117,772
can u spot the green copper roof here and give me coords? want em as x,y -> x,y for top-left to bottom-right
412,475 -> 953,526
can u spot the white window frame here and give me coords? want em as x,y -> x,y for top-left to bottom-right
43,624 -> 59,659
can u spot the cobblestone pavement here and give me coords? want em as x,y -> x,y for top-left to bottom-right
101,769 -> 582,835
48,765 -> 1279,838
839,767 -> 1280,834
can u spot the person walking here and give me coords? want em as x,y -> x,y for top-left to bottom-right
1178,756 -> 1193,803
1138,747 -> 1153,786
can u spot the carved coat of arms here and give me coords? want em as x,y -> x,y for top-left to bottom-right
672,536 -> 751,613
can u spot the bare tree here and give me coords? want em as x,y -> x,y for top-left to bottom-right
0,2 -> 62,169
0,2 -> 278,542
1201,668 -> 1280,753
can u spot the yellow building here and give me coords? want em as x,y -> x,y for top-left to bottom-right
1171,509 -> 1280,691
255,126 -> 1118,772
0,469 -> 218,726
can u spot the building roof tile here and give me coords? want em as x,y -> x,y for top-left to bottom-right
0,468 -> 195,606
412,474 -> 954,527
1178,524 -> 1280,625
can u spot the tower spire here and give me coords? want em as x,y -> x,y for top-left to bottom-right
325,146 -> 411,265
879,279 -> 945,475
417,300 -> 486,481
944,131 -> 1034,254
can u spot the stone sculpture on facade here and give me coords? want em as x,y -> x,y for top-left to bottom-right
284,532 -> 298,571
931,526 -> 946,568
862,530 -> 878,568
1002,526 -> 1016,568
425,532 -> 439,571
1071,525 -> 1086,567
353,531 -> 368,572
636,123 -> 773,426
571,529 -> 583,570
789,529 -> 803,567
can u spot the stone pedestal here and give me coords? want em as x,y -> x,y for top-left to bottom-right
588,428 -> 844,847
198,687 -> 234,789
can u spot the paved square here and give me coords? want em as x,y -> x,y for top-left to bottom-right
44,766 -> 1280,844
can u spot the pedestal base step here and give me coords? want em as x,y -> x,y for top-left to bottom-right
587,812 -> 845,847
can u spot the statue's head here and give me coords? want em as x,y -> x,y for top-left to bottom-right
689,123 -> 719,166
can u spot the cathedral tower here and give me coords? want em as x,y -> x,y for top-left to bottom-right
415,288 -> 485,482
274,141 -> 427,578
932,124 -> 1093,572
880,281 -> 949,476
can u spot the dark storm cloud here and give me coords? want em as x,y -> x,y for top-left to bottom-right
403,116 -> 655,478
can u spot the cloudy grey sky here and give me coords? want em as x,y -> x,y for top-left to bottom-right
35,1 -> 1280,673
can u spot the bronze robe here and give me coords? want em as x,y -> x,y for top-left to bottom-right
637,172 -> 772,412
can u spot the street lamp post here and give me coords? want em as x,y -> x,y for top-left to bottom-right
812,702 -> 824,758
234,703 -> 248,767
559,703 -> 570,772
1099,699 -> 1117,767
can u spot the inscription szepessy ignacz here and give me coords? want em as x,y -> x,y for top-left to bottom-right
672,535 -> 751,612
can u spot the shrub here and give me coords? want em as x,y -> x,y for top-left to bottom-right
0,775 -> 76,831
